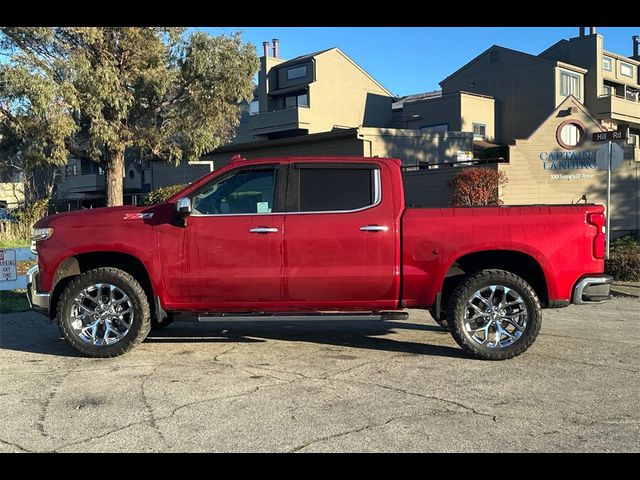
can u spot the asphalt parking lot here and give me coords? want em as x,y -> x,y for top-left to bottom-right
0,297 -> 638,453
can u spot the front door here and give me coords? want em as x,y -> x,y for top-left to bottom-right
186,164 -> 285,310
282,162 -> 398,310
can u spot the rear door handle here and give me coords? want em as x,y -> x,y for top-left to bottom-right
360,225 -> 389,232
250,227 -> 279,234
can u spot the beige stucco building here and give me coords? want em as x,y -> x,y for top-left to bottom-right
236,43 -> 394,143
501,95 -> 639,235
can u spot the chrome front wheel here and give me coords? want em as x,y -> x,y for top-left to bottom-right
70,283 -> 134,346
57,268 -> 151,357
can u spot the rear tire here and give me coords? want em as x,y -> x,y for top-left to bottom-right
446,269 -> 542,360
57,268 -> 151,357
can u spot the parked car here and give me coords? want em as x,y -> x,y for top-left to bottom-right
27,156 -> 612,359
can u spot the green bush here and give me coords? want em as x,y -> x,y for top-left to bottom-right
143,184 -> 186,205
610,233 -> 640,250
606,250 -> 640,282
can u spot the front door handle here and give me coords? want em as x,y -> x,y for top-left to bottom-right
250,227 -> 279,234
360,225 -> 389,232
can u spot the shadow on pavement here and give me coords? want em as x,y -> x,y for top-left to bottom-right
145,319 -> 466,358
1,312 -> 466,359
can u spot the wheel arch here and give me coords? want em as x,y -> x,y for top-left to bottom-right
49,251 -> 155,319
438,249 -> 550,309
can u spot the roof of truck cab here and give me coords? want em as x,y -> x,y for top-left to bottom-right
228,156 -> 402,165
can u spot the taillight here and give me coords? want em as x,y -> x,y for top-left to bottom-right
587,213 -> 606,259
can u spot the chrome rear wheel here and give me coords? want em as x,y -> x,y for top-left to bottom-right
463,285 -> 528,349
447,269 -> 542,360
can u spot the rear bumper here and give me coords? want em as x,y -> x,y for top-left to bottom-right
572,275 -> 613,305
26,265 -> 50,317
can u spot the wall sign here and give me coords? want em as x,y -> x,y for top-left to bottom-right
539,151 -> 596,170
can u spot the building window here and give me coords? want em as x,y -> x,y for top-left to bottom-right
602,84 -> 612,96
472,123 -> 486,139
602,56 -> 613,72
249,100 -> 259,115
620,62 -> 634,78
284,92 -> 309,109
287,65 -> 307,80
420,124 -> 448,133
560,70 -> 581,99
556,121 -> 585,150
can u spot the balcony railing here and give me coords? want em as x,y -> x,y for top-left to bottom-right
594,93 -> 640,123
249,106 -> 312,134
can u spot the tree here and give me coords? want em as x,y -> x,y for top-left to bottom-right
447,167 -> 508,206
0,27 -> 258,206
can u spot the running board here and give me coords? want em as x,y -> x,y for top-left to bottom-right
197,311 -> 408,322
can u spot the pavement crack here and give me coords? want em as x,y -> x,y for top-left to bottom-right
36,371 -> 70,439
0,437 -> 34,453
166,380 -> 293,419
289,414 -> 421,452
368,383 -> 497,419
139,353 -> 181,446
53,421 -> 144,452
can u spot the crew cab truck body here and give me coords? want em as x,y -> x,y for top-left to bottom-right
27,156 -> 612,359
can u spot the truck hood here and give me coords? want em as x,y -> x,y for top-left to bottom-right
34,204 -> 166,229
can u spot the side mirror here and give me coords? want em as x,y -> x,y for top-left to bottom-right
176,197 -> 192,216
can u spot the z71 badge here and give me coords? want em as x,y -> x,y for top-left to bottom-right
123,213 -> 154,220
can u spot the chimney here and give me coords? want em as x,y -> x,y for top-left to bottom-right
589,27 -> 596,35
272,38 -> 279,58
262,41 -> 270,58
633,35 -> 639,58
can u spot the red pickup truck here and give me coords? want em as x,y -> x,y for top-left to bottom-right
27,156 -> 612,360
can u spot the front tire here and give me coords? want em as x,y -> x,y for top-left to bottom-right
447,269 -> 542,360
57,268 -> 151,357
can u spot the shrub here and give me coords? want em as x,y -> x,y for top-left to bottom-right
610,233 -> 640,250
0,199 -> 49,246
606,232 -> 640,281
143,184 -> 186,206
606,250 -> 640,282
447,167 -> 508,206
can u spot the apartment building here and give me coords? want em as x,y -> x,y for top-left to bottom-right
411,28 -> 639,157
236,40 -> 394,143
539,29 -> 640,149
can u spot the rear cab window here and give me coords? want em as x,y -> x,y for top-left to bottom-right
288,163 -> 381,213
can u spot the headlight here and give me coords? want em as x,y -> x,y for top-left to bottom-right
32,227 -> 54,242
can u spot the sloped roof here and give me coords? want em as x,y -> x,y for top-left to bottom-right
274,47 -> 392,97
275,48 -> 334,67
439,45 -> 556,86
521,95 -> 605,142
392,90 -> 442,109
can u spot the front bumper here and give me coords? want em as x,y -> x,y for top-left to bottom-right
572,275 -> 613,305
26,265 -> 50,317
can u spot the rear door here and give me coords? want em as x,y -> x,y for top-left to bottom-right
282,162 -> 398,309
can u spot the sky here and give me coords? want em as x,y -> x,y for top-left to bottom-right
200,27 -> 640,97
